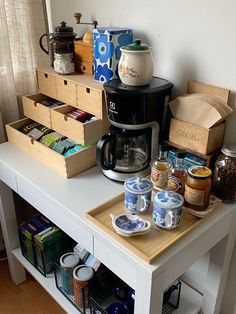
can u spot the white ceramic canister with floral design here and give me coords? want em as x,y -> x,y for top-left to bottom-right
118,39 -> 154,86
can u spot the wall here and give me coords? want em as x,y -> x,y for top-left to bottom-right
46,1 -> 236,313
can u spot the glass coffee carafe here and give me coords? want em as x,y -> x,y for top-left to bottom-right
97,126 -> 151,174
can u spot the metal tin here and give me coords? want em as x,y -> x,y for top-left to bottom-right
60,252 -> 80,295
153,191 -> 184,230
73,265 -> 94,307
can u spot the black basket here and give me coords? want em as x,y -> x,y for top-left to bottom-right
162,280 -> 181,313
90,269 -> 181,314
89,265 -> 134,314
54,262 -> 90,314
55,260 -> 181,314
19,231 -> 74,277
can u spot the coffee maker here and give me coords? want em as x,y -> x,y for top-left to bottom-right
97,77 -> 173,182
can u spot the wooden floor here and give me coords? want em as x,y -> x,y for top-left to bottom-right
0,258 -> 66,314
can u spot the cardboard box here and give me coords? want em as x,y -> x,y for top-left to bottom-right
169,118 -> 226,155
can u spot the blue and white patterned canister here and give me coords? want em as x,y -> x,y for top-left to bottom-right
153,191 -> 184,230
124,176 -> 153,213
93,27 -> 133,83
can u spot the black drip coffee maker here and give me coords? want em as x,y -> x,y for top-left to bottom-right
97,78 -> 173,182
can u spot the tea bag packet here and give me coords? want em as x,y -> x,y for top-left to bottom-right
51,142 -> 66,154
19,121 -> 39,134
40,98 -> 64,108
27,124 -> 51,141
84,116 -> 96,123
52,138 -> 76,155
66,108 -> 93,123
39,131 -> 64,147
63,144 -> 85,156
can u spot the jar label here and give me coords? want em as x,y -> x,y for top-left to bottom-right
184,185 -> 205,206
167,176 -> 184,194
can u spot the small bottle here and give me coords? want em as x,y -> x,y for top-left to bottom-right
151,145 -> 169,188
167,151 -> 187,195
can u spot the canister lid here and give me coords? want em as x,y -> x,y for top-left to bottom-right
221,143 -> 236,157
121,39 -> 151,51
154,191 -> 184,209
124,176 -> 153,194
73,265 -> 94,281
54,21 -> 77,38
188,166 -> 212,178
60,252 -> 80,268
93,27 -> 132,35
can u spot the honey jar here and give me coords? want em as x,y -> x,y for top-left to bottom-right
184,166 -> 212,211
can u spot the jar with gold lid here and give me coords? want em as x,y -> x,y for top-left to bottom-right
184,166 -> 212,211
213,144 -> 236,202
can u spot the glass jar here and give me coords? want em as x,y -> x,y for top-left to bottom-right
213,144 -> 236,202
54,52 -> 75,74
184,166 -> 212,211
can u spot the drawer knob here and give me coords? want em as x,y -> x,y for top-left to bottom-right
44,73 -> 48,78
64,80 -> 68,86
86,88 -> 90,94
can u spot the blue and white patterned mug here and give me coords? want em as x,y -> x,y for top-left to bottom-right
124,177 -> 153,213
153,191 -> 184,230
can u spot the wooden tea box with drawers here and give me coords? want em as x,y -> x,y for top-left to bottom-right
6,66 -> 109,178
6,118 -> 96,178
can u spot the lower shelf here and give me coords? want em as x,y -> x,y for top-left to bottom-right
12,247 -> 202,314
12,247 -> 78,314
173,282 -> 202,313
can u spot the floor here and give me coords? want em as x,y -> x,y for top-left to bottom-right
0,257 -> 66,314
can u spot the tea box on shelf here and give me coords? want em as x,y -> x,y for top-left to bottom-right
93,27 -> 133,83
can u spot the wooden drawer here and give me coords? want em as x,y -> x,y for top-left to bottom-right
22,93 -> 54,128
37,70 -> 57,99
77,85 -> 103,118
6,118 -> 96,178
55,77 -> 77,105
74,40 -> 93,63
75,61 -> 94,76
51,104 -> 102,145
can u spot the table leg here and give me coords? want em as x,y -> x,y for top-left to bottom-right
134,268 -> 165,314
0,181 -> 26,284
201,212 -> 236,314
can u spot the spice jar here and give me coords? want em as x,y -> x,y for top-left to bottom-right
184,166 -> 212,211
213,144 -> 236,202
54,52 -> 75,74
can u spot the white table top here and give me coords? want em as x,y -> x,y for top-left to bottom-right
0,142 -> 235,275
0,142 -> 124,220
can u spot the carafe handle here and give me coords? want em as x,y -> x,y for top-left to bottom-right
96,133 -> 116,170
39,33 -> 49,55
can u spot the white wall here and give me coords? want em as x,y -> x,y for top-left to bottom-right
47,1 -> 236,313
47,0 -> 236,143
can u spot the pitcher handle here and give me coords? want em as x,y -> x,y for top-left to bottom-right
39,33 -> 49,55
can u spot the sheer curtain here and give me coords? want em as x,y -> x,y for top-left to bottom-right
0,0 -> 49,142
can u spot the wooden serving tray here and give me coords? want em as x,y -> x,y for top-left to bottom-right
86,192 -> 217,264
